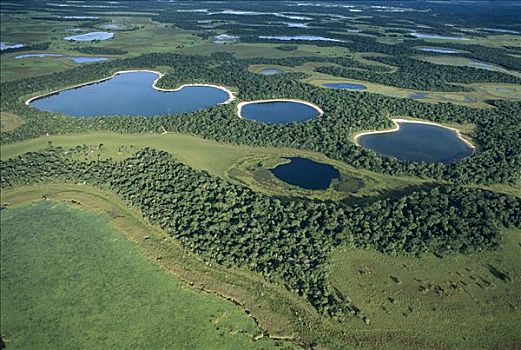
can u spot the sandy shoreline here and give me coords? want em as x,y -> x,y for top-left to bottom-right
237,98 -> 324,120
352,118 -> 476,149
24,69 -> 236,106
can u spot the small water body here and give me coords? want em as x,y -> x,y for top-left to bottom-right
213,34 -> 239,44
357,121 -> 473,163
240,101 -> 321,124
410,32 -> 469,40
284,22 -> 308,28
417,46 -> 461,54
270,157 -> 340,190
468,59 -> 498,70
409,92 -> 429,99
1,42 -> 24,50
64,32 -> 114,41
16,53 -> 64,59
260,68 -> 283,75
100,23 -> 126,30
15,54 -> 108,63
61,16 -> 100,19
480,28 -> 519,35
496,87 -> 516,93
30,71 -> 230,117
67,57 -> 108,63
258,35 -> 345,42
323,82 -> 367,90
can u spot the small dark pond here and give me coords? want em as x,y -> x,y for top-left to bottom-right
271,157 -> 340,190
323,82 -> 367,90
357,122 -> 474,163
260,68 -> 283,75
240,101 -> 320,124
30,71 -> 230,117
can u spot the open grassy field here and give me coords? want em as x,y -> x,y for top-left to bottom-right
0,188 -> 301,350
0,131 -> 426,200
416,55 -> 521,79
0,111 -> 24,132
2,129 -> 519,200
248,62 -> 520,108
328,228 -> 521,350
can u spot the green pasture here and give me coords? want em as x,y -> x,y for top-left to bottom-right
0,200 -> 299,349
416,55 -> 521,79
248,62 -> 519,108
0,111 -> 24,132
329,228 -> 521,350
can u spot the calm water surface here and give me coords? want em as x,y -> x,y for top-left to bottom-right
30,71 -> 230,117
240,101 -> 320,124
323,82 -> 367,90
271,157 -> 340,190
64,31 -> 114,41
358,122 -> 473,163
260,68 -> 283,75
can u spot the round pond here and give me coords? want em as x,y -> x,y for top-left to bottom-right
239,100 -> 322,124
271,157 -> 340,190
356,121 -> 474,163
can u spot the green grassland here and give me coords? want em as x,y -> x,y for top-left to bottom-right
0,111 -> 24,132
328,228 -> 521,350
2,6 -> 521,350
0,189 -> 301,350
0,200 -> 299,350
416,55 -> 521,79
248,62 -> 520,108
0,132 -> 426,201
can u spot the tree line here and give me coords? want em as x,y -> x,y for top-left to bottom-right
2,147 -> 519,319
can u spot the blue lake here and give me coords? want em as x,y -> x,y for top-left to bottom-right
323,82 -> 367,90
357,122 -> 474,163
240,101 -> 321,124
30,71 -> 230,117
271,157 -> 340,190
64,32 -> 114,41
260,68 -> 283,75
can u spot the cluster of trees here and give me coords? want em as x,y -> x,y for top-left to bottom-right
75,47 -> 128,55
316,55 -> 521,91
1,52 -> 520,185
2,148 -> 519,318
0,41 -> 50,55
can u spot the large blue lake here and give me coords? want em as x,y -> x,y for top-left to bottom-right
271,157 -> 340,190
357,122 -> 474,163
240,101 -> 321,124
30,71 -> 231,117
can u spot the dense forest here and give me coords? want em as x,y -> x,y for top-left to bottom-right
1,52 -> 520,185
2,147 -> 519,318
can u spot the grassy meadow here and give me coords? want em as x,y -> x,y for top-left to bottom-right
329,228 -> 521,350
0,197 -> 299,350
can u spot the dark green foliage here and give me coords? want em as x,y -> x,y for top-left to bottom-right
75,47 -> 128,55
2,148 -> 520,318
316,55 -> 521,91
1,52 -> 520,186
0,41 -> 50,55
